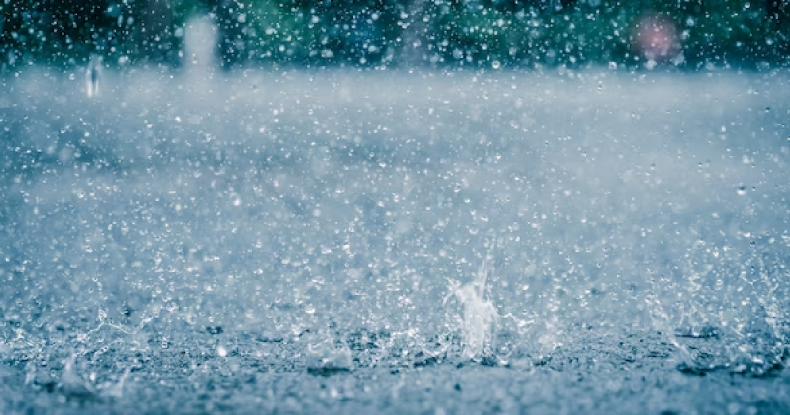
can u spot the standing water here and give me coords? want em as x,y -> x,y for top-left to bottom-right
0,69 -> 789,414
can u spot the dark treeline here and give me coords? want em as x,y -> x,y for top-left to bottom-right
1,0 -> 789,70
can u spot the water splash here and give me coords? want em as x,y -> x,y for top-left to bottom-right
60,354 -> 97,400
644,292 -> 694,366
306,336 -> 352,374
444,259 -> 498,361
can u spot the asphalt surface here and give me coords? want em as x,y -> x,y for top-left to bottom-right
1,68 -> 790,414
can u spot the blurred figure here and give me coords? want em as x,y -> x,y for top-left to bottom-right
633,13 -> 680,65
86,55 -> 102,98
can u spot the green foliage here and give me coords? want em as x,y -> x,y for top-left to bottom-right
415,0 -> 789,68
222,0 -> 411,67
1,0 -> 192,68
1,0 -> 789,70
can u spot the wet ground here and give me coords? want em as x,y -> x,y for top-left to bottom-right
1,68 -> 790,414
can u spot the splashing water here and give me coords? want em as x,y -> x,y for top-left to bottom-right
306,335 -> 353,374
60,354 -> 97,400
444,260 -> 498,361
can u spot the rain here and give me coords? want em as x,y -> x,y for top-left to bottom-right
1,1 -> 790,414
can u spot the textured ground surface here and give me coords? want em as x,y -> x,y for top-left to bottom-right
1,68 -> 790,414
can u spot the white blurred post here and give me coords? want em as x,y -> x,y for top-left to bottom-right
183,15 -> 218,79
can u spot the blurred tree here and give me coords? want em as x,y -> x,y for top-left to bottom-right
209,0 -> 245,68
136,0 -> 182,66
0,0 -> 187,69
766,0 -> 790,60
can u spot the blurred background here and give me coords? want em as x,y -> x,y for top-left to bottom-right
1,0 -> 789,71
